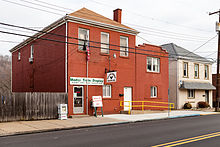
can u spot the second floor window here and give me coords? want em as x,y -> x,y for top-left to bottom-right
194,64 -> 199,78
18,50 -> 21,61
183,62 -> 188,77
205,65 -> 209,79
101,32 -> 109,54
78,28 -> 89,51
30,45 -> 34,58
120,36 -> 128,57
147,57 -> 160,72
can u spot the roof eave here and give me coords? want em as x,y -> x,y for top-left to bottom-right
66,15 -> 139,35
9,16 -> 67,53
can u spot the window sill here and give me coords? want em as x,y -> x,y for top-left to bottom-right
119,55 -> 129,59
103,96 -> 111,98
100,53 -> 110,56
183,76 -> 189,78
77,49 -> 87,53
146,71 -> 160,74
187,97 -> 195,99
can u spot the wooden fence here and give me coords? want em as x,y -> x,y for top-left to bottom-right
0,92 -> 68,122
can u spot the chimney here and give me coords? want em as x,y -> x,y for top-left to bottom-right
113,8 -> 122,23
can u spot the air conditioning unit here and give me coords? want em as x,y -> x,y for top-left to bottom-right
29,57 -> 33,63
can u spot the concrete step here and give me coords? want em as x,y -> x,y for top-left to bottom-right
69,115 -> 90,118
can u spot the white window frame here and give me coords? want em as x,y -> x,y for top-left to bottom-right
151,86 -> 157,98
18,50 -> 21,61
183,62 -> 188,77
101,32 -> 109,54
147,57 -> 160,73
205,65 -> 209,79
187,89 -> 195,98
103,85 -> 111,98
194,64 -> 199,79
78,28 -> 89,51
120,36 -> 128,57
30,45 -> 34,59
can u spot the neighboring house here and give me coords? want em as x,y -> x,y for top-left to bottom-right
10,8 -> 169,116
162,43 -> 215,109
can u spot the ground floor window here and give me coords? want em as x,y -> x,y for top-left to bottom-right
151,86 -> 157,98
187,89 -> 195,98
103,85 -> 111,98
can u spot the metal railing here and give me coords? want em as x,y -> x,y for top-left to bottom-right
120,100 -> 175,115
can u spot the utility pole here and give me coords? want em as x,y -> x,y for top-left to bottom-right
209,10 -> 220,112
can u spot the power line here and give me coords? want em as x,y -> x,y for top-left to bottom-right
185,35 -> 218,56
89,0 -> 212,33
0,40 -> 20,43
0,21 -> 216,60
2,0 -> 215,46
19,0 -> 70,13
1,0 -> 63,16
0,29 -> 215,62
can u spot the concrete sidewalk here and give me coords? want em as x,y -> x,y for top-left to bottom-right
0,110 -> 219,137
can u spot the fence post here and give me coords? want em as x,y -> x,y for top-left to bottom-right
128,101 -> 131,115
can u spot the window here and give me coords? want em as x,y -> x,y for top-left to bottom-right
194,64 -> 199,79
147,57 -> 160,72
120,36 -> 128,57
151,86 -> 157,98
103,85 -> 111,98
101,32 -> 109,54
187,89 -> 195,98
205,65 -> 209,79
183,62 -> 188,77
18,50 -> 21,61
30,45 -> 34,58
78,28 -> 89,51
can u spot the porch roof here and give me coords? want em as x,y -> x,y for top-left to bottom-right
180,81 -> 216,90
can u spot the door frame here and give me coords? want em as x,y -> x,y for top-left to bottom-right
124,87 -> 132,111
73,86 -> 84,114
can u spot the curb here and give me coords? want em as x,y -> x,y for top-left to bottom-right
0,113 -> 218,137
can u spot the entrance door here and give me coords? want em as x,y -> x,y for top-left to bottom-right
73,86 -> 84,114
205,90 -> 209,103
124,87 -> 132,111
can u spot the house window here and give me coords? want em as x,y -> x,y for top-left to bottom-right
205,65 -> 209,79
188,89 -> 195,98
30,45 -> 34,58
194,64 -> 199,79
101,32 -> 109,54
103,85 -> 111,98
147,57 -> 160,72
78,28 -> 89,51
183,62 -> 188,77
151,86 -> 157,98
120,36 -> 128,57
18,50 -> 21,61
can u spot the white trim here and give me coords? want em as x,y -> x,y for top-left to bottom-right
150,86 -> 157,98
67,15 -> 138,35
120,36 -> 129,57
103,85 -> 111,98
65,21 -> 68,93
101,32 -> 109,54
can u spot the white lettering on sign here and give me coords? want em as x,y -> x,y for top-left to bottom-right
92,96 -> 103,107
70,77 -> 104,85
107,72 -> 117,83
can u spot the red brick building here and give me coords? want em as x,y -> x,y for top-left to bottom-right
10,8 -> 169,115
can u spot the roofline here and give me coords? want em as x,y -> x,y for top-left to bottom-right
175,56 -> 214,64
66,15 -> 139,35
10,14 -> 139,53
10,16 -> 67,53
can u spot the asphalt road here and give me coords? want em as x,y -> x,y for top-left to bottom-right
1,115 -> 220,147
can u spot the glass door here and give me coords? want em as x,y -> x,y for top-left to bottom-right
73,86 -> 84,114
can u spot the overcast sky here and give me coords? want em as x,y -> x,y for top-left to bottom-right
0,0 -> 219,72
